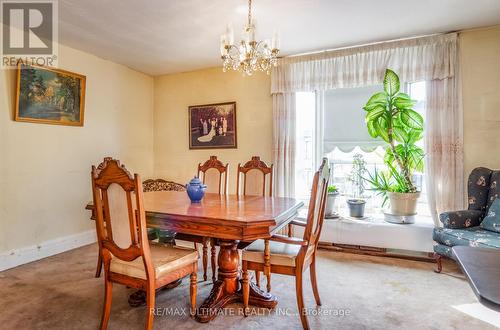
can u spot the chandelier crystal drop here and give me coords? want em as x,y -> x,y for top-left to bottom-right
220,0 -> 280,76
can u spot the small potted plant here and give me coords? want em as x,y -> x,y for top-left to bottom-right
346,153 -> 367,218
325,185 -> 339,217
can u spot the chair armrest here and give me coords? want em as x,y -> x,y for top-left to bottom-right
289,219 -> 307,227
269,234 -> 308,246
439,210 -> 483,229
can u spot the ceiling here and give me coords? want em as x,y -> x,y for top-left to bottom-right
58,0 -> 500,76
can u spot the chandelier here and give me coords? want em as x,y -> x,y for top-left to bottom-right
220,0 -> 280,76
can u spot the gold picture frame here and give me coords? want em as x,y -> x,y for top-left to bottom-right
188,101 -> 237,149
15,62 -> 86,126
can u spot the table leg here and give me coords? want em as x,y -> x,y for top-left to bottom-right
195,239 -> 277,323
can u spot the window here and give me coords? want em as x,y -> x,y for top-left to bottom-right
294,82 -> 430,217
294,92 -> 316,203
408,81 -> 429,216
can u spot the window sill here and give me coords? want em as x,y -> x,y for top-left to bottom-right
296,209 -> 434,252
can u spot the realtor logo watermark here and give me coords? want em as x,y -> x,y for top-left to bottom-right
1,0 -> 58,68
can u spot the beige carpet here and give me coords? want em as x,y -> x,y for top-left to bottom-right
0,244 -> 495,330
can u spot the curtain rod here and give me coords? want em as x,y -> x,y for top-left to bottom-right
281,31 -> 456,59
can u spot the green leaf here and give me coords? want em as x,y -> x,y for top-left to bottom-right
407,145 -> 425,172
365,92 -> 388,107
392,125 -> 409,143
363,103 -> 383,112
401,109 -> 424,129
384,148 -> 395,165
377,118 -> 390,142
367,120 -> 378,138
365,105 -> 386,122
383,69 -> 400,96
394,95 -> 417,109
407,128 -> 424,144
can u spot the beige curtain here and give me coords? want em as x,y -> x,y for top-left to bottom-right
425,77 -> 464,226
273,93 -> 296,198
271,33 -> 458,93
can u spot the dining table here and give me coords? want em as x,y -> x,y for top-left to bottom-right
86,190 -> 303,322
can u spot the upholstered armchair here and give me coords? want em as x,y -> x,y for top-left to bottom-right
433,167 -> 500,272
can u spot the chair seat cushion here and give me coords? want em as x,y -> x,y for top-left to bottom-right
110,244 -> 198,280
242,239 -> 301,266
480,198 -> 500,233
433,227 -> 500,249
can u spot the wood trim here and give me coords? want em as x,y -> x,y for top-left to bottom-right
318,242 -> 436,263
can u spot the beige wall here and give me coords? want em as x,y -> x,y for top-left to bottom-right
153,68 -> 272,193
0,44 -> 154,253
461,25 -> 500,177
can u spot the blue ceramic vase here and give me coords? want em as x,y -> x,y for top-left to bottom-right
186,176 -> 207,203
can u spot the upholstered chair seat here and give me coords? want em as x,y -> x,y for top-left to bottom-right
110,244 -> 198,280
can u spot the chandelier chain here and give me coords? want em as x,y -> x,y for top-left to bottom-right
247,0 -> 252,27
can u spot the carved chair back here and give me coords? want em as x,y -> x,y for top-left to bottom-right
197,156 -> 228,195
302,158 -> 330,250
236,156 -> 273,196
91,157 -> 154,279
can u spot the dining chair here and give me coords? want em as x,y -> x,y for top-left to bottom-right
236,156 -> 273,197
91,157 -> 198,330
236,156 -> 273,286
241,158 -> 330,330
94,178 -> 186,278
197,156 -> 229,282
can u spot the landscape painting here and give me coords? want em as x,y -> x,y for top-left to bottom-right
15,63 -> 86,126
189,102 -> 237,149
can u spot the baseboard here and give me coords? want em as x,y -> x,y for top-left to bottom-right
0,230 -> 97,272
318,241 -> 436,263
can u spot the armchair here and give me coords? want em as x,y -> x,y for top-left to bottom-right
433,167 -> 500,272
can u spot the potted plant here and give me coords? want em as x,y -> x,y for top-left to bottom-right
325,185 -> 339,217
363,69 -> 424,216
346,153 -> 367,218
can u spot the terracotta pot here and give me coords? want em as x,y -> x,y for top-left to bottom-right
388,192 -> 420,215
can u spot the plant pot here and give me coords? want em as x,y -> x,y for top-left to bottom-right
325,192 -> 339,216
347,199 -> 366,218
388,192 -> 420,215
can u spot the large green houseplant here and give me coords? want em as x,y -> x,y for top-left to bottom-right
363,69 -> 424,215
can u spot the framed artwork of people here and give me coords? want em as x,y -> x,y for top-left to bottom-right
188,102 -> 237,149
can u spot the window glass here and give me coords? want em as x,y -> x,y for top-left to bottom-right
295,92 -> 316,203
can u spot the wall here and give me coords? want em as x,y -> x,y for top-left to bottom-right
0,44 -> 154,260
461,25 -> 500,177
153,68 -> 272,193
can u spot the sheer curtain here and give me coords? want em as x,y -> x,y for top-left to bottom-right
425,77 -> 464,225
272,33 -> 458,93
272,93 -> 296,197
271,33 -> 463,223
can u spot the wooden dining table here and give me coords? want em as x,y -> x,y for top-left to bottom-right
86,190 -> 303,322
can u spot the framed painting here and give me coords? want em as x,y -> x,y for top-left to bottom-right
189,101 -> 237,149
15,63 -> 86,126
